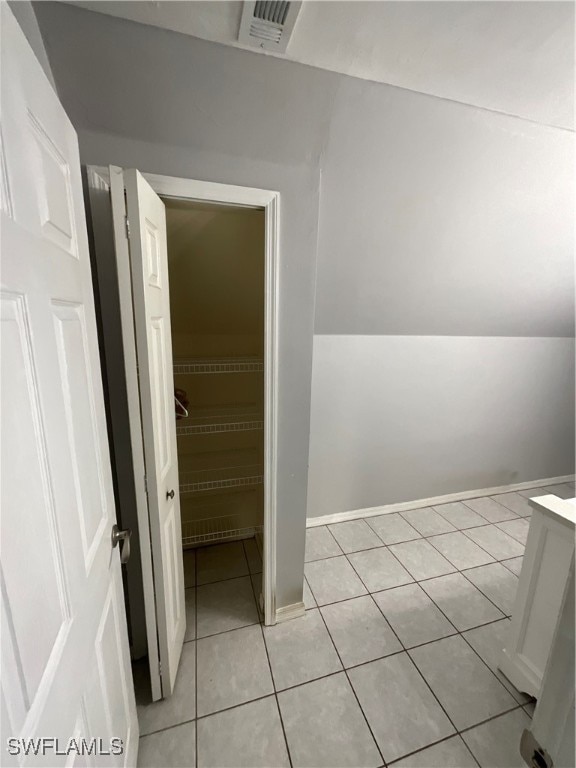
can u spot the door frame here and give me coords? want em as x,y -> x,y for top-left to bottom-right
94,168 -> 280,627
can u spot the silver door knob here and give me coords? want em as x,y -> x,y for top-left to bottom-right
111,524 -> 132,564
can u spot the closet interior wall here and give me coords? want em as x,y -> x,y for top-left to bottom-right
165,198 -> 265,551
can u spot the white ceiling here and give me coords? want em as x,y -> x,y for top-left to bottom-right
68,1 -> 574,129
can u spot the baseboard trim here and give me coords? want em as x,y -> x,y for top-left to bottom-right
275,601 -> 305,623
306,474 -> 575,528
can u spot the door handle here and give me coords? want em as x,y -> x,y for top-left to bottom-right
167,489 -> 175,500
111,524 -> 132,564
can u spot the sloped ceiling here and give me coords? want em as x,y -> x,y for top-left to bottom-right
67,1 -> 574,129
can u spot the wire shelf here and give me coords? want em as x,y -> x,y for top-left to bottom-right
179,463 -> 263,494
173,357 -> 263,375
176,406 -> 263,436
182,514 -> 263,547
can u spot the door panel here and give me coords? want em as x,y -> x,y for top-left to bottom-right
124,169 -> 185,697
0,6 -> 137,765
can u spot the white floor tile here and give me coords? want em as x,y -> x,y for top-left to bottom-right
517,487 -> 544,500
321,595 -> 401,667
433,502 -> 487,530
388,539 -> 456,581
348,547 -> 413,592
463,563 -> 519,615
197,696 -> 289,767
421,572 -> 504,631
400,507 -> 456,537
196,576 -> 259,638
393,736 -> 477,768
427,531 -> 495,569
349,653 -> 454,763
196,541 -> 249,585
138,721 -> 196,767
305,526 -> 342,562
242,538 -> 263,573
496,519 -> 530,545
464,525 -> 524,560
185,588 -> 196,642
373,583 -> 456,648
491,492 -> 533,518
502,557 -> 523,577
263,609 -> 341,690
196,625 -> 273,716
463,497 -> 519,523
328,520 -> 383,553
305,555 -> 367,606
303,577 -> 316,609
137,642 -> 196,735
183,549 -> 196,588
462,708 -> 532,767
250,573 -> 264,620
410,635 -> 516,731
365,513 -> 421,545
278,673 -> 382,768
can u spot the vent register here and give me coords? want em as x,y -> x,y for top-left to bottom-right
239,1 -> 302,52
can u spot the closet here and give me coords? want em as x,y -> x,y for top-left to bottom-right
164,198 -> 265,559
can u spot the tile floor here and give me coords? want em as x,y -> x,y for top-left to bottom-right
135,482 -> 574,767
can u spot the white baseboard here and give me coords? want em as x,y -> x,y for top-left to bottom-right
275,601 -> 305,623
306,475 -> 575,528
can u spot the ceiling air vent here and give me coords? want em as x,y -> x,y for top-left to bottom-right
239,1 -> 302,53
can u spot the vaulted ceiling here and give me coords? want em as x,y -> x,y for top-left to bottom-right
68,1 -> 573,129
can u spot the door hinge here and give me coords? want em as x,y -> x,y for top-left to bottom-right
158,661 -> 162,677
125,215 -> 131,239
143,475 -> 148,495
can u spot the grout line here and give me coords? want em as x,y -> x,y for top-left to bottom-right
460,525 -> 524,560
365,514 -> 421,544
460,497 -> 522,523
194,619 -> 261,642
248,568 -> 293,768
196,569 -> 254,588
458,702 -> 531,735
423,531 -> 496,571
386,733 -> 481,768
316,599 -> 387,767
459,566 -> 516,617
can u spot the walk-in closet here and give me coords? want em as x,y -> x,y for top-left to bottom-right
165,198 -> 265,579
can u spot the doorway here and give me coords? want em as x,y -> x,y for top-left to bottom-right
166,199 -> 265,559
87,167 -> 280,704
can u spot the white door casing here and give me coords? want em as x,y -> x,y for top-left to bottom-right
124,169 -> 185,696
1,5 -> 137,766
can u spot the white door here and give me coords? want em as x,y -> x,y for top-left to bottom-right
0,6 -> 138,766
121,170 -> 186,697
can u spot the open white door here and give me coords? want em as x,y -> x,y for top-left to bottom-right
1,6 -> 137,766
111,170 -> 185,698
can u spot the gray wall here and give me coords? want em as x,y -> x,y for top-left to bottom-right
308,335 -> 574,517
35,3 -> 574,548
9,1 -> 55,88
309,66 -> 575,516
35,2 -> 324,608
